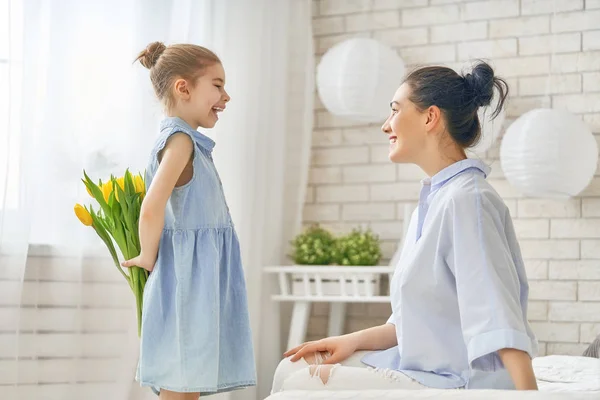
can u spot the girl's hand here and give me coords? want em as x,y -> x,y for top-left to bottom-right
122,253 -> 156,272
284,335 -> 360,365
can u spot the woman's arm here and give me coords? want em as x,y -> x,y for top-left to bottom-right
286,323 -> 397,364
122,133 -> 193,271
349,323 -> 398,351
498,348 -> 538,390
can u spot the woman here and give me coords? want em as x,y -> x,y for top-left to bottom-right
272,61 -> 538,392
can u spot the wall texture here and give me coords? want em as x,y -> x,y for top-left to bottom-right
0,252 -> 135,399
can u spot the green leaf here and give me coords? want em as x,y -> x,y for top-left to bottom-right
83,170 -> 111,217
89,206 -> 132,288
109,185 -> 120,214
332,228 -> 381,266
127,206 -> 141,250
290,224 -> 336,265
117,183 -> 131,224
117,185 -> 140,251
113,219 -> 129,260
125,229 -> 140,258
124,169 -> 135,196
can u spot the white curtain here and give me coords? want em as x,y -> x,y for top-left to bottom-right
208,2 -> 314,399
0,1 -> 313,399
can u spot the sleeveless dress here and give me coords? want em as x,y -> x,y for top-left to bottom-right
136,116 -> 256,395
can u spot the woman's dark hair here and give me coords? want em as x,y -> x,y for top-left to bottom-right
404,61 -> 508,149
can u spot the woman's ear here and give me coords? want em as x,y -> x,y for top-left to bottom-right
424,105 -> 442,133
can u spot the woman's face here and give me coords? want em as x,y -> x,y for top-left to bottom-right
381,83 -> 430,164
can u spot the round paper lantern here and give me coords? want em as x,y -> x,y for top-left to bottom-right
316,38 -> 405,123
500,108 -> 598,198
469,93 -> 506,155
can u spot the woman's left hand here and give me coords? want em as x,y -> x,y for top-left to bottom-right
498,348 -> 538,390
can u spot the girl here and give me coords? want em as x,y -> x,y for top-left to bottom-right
272,61 -> 538,392
122,42 -> 256,399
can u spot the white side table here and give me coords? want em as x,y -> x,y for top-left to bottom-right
263,266 -> 394,350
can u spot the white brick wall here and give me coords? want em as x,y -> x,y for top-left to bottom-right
583,31 -> 600,50
430,21 -> 488,43
551,10 -> 600,33
521,0 -> 584,15
518,33 -> 581,56
489,16 -> 549,38
306,0 -> 600,356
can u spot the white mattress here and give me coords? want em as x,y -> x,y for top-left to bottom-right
533,355 -> 600,392
266,390 -> 598,399
266,356 -> 600,399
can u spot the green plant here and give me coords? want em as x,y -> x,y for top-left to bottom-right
332,228 -> 381,266
290,225 -> 335,265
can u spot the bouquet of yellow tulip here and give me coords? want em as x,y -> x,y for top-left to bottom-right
74,170 -> 147,337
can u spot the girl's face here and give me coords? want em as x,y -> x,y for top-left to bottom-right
172,63 -> 230,129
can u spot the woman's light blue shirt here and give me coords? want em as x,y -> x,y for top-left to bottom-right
362,159 -> 538,389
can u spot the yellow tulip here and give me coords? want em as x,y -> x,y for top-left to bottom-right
133,175 -> 145,194
109,177 -> 125,202
74,204 -> 93,226
101,182 -> 112,203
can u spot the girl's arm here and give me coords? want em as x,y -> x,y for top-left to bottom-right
498,348 -> 538,390
122,133 -> 194,271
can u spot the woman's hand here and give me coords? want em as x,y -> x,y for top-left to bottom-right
498,348 -> 538,390
284,335 -> 360,365
122,252 -> 156,272
284,323 -> 397,365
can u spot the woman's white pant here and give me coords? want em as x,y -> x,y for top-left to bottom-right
271,351 -> 426,394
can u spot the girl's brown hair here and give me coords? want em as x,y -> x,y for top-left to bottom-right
136,42 -> 221,110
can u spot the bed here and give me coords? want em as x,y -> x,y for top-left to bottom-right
265,355 -> 600,399
266,390 -> 597,399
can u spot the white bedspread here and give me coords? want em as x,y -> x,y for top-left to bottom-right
533,355 -> 600,392
265,355 -> 600,400
266,389 -> 598,399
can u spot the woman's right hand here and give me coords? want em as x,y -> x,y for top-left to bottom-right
284,334 -> 360,365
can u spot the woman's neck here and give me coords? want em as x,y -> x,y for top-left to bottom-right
417,142 -> 467,178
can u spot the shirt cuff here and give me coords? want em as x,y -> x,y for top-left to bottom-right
467,329 -> 533,372
386,314 -> 395,325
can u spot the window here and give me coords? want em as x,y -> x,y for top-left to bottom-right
0,0 -> 22,210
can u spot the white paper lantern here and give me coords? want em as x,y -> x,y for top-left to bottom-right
469,93 -> 506,155
316,38 -> 405,123
500,108 -> 598,198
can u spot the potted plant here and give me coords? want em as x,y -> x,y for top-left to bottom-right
289,225 -> 383,296
289,224 -> 335,265
331,228 -> 381,266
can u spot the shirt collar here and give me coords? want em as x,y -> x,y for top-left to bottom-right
422,159 -> 491,189
160,116 -> 216,153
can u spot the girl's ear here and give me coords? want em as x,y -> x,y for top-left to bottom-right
173,78 -> 190,100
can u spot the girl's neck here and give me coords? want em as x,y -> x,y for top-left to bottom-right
167,112 -> 199,130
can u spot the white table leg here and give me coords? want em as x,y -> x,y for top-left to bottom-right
328,302 -> 346,337
287,301 -> 311,350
